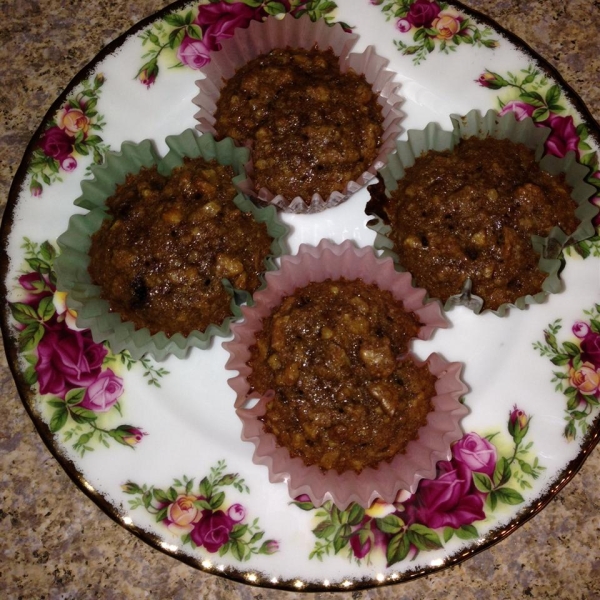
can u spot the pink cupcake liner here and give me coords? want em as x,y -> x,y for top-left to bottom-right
223,239 -> 468,509
193,15 -> 404,214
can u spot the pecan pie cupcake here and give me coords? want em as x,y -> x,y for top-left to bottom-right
55,130 -> 287,360
194,15 -> 403,213
366,109 -> 597,315
224,239 -> 468,509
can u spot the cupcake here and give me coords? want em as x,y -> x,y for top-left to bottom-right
194,15 -> 403,213
55,130 -> 287,360
366,109 -> 598,315
224,239 -> 468,509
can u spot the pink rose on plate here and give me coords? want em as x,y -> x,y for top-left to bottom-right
60,156 -> 78,172
36,326 -> 107,398
452,432 -> 497,477
569,362 -> 600,395
404,0 -> 441,28
573,321 -> 590,339
396,18 -> 412,33
498,100 -> 536,121
196,1 -> 262,51
79,368 -> 124,412
227,503 -> 245,523
166,494 -> 202,534
541,113 -> 580,158
38,126 -> 74,163
580,331 -> 600,368
541,113 -> 579,158
177,36 -> 212,69
191,509 -> 234,553
178,1 -> 263,69
400,460 -> 485,529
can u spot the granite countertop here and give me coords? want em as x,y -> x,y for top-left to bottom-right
1,1 -> 599,598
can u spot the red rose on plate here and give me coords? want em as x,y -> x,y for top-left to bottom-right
405,0 -> 441,28
190,509 -> 235,553
36,326 -> 107,398
38,126 -> 74,163
541,113 -> 580,158
400,460 -> 486,529
580,331 -> 600,369
195,1 -> 262,51
178,2 -> 263,69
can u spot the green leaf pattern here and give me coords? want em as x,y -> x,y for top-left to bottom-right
136,0 -> 344,86
376,0 -> 498,65
293,408 -> 544,567
26,74 -> 111,196
123,460 -> 279,561
533,304 -> 600,440
8,239 -> 170,456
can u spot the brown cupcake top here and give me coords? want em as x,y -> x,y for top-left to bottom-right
368,136 -> 579,310
246,277 -> 433,474
88,157 -> 273,336
214,46 -> 384,202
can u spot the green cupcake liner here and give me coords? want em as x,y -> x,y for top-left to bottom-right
55,130 -> 288,360
368,109 -> 597,316
75,139 -> 160,211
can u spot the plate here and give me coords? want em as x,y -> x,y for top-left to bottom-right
2,0 -> 600,592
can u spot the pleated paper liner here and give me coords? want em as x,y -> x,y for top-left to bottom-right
193,15 -> 403,213
224,239 -> 468,509
366,109 -> 598,316
55,130 -> 288,360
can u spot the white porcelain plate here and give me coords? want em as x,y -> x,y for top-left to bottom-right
2,0 -> 600,591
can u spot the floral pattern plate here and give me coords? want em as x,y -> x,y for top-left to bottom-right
2,0 -> 600,592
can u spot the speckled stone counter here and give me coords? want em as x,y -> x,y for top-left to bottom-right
1,1 -> 599,598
